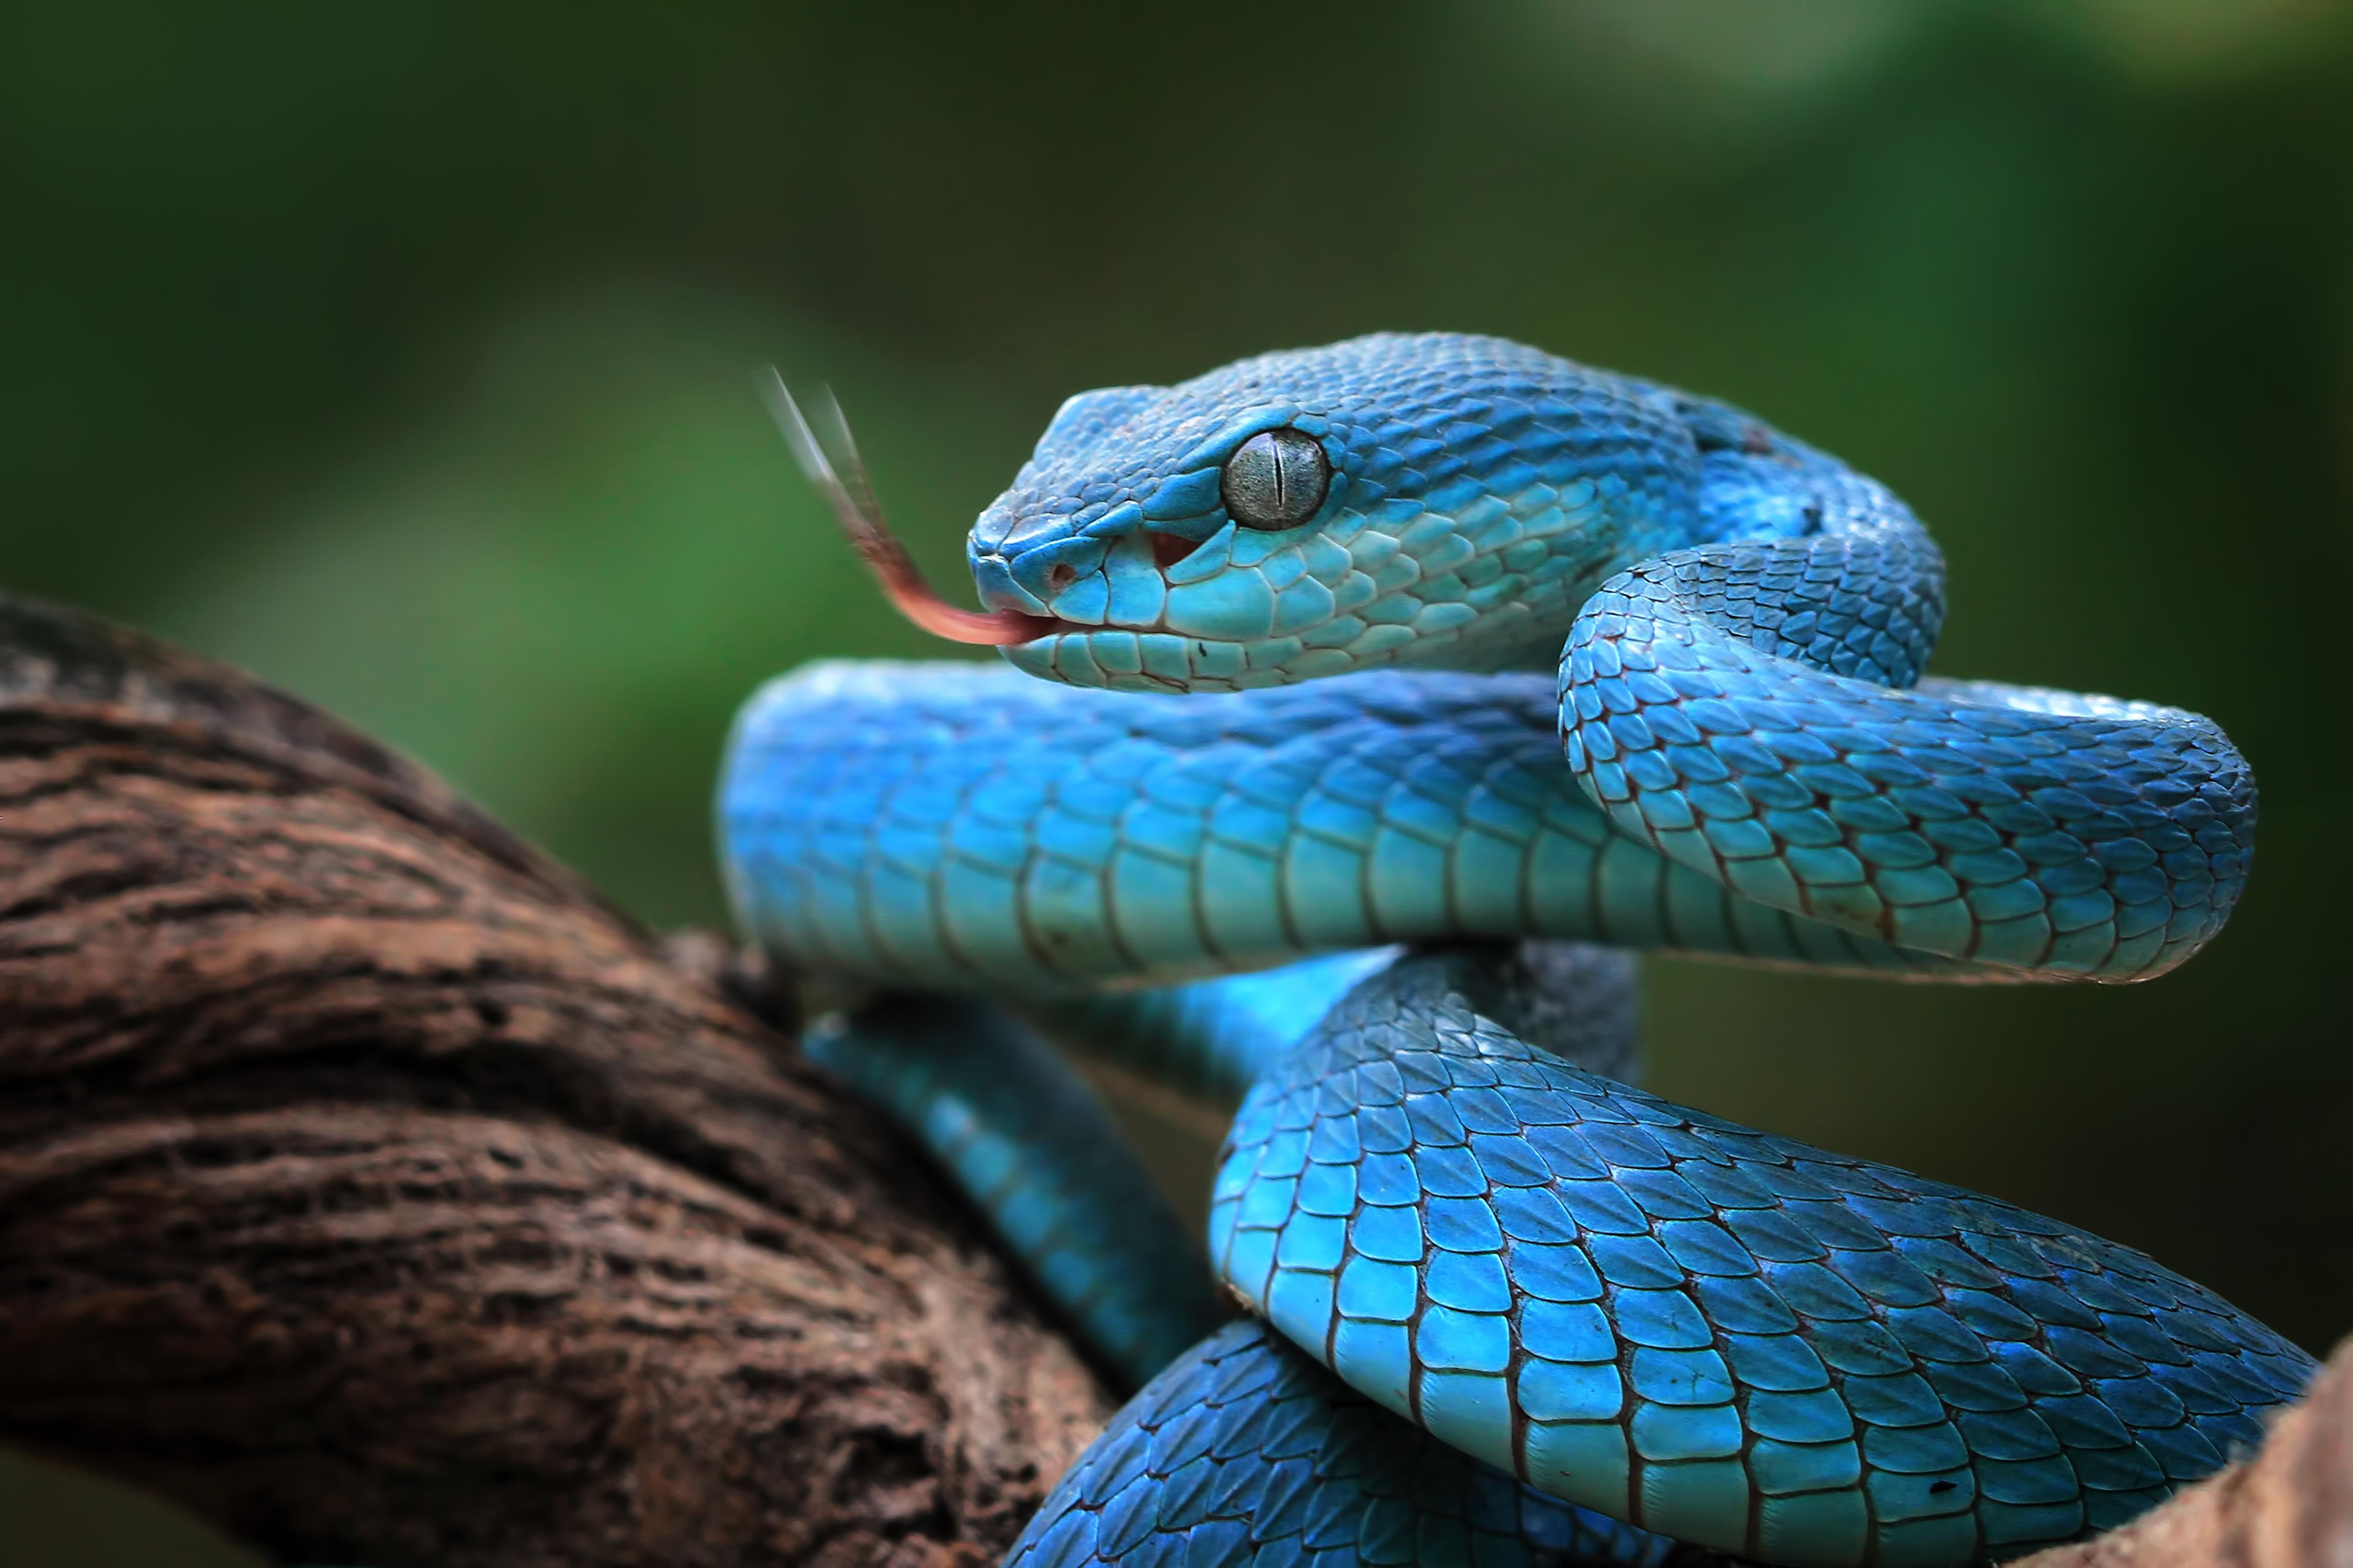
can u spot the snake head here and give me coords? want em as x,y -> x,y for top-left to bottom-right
967,332 -> 1695,693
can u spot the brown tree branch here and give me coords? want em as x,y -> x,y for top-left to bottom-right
0,592 -> 2344,1568
0,594 -> 1109,1568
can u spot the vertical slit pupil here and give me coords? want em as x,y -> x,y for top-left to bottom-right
1222,428 -> 1330,528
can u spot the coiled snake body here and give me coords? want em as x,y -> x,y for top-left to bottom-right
720,335 -> 2311,1566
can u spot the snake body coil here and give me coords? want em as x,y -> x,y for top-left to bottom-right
720,335 -> 2307,1566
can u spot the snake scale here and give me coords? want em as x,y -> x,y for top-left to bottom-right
719,334 -> 2314,1566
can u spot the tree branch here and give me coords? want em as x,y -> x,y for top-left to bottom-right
0,594 -> 1109,1568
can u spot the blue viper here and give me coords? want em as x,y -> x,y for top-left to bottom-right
720,334 -> 2310,1566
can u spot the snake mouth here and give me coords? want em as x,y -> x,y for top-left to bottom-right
760,368 -> 1055,647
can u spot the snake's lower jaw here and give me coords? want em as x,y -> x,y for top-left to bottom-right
998,626 -> 1378,694
999,631 -> 1214,693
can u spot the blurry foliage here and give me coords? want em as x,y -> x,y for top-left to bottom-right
4,2 -> 2351,1562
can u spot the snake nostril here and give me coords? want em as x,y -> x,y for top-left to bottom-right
1047,563 -> 1078,590
1149,533 -> 1194,572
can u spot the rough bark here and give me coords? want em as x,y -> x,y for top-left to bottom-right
0,590 -> 2344,1568
0,593 -> 1110,1568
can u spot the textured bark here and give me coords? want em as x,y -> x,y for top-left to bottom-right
0,594 -> 1110,1568
0,591 -> 2345,1568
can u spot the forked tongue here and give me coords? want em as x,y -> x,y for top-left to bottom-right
758,368 -> 1050,645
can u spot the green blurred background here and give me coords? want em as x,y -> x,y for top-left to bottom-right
5,2 -> 2351,1561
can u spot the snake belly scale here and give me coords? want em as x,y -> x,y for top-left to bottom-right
719,333 -> 2309,1566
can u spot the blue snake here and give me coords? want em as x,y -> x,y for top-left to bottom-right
719,334 -> 2312,1566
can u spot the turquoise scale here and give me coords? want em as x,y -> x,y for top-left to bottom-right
1208,950 -> 2309,1565
1008,1318 -> 1708,1568
722,664 -> 1974,993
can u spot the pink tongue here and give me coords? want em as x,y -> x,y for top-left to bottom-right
857,535 -> 1055,646
759,368 -> 1054,646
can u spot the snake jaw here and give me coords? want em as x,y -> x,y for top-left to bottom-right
759,367 -> 1054,647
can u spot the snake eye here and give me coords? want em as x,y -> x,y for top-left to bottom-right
1220,428 -> 1330,529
